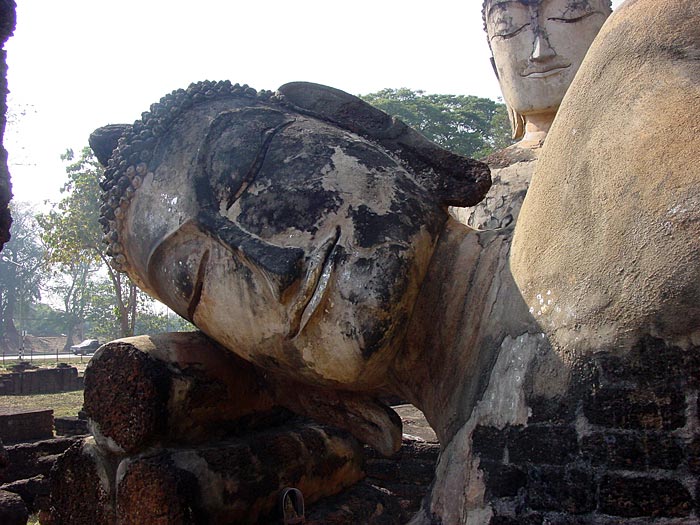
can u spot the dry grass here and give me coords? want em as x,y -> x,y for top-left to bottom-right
2,390 -> 85,418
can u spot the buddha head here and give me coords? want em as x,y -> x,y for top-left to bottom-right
91,81 -> 489,390
483,0 -> 612,139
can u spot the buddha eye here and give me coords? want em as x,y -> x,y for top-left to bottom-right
492,22 -> 530,39
548,11 -> 597,23
546,1 -> 603,24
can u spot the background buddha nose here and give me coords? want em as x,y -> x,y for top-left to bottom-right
530,34 -> 557,61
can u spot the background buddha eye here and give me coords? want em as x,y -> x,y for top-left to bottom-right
545,1 -> 598,23
492,21 -> 530,39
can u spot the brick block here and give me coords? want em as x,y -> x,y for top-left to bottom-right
472,425 -> 508,461
47,439 -> 115,525
599,474 -> 692,517
2,437 -> 76,482
688,437 -> 700,474
0,409 -> 53,444
509,425 -> 578,465
0,489 -> 28,525
645,433 -> 684,470
582,431 -> 683,471
526,466 -> 596,514
583,386 -> 685,431
479,459 -> 527,499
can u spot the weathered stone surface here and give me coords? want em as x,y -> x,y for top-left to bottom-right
115,457 -> 201,525
599,474 -> 693,518
84,333 -> 401,456
91,80 -> 489,396
430,337 -> 700,524
2,437 -> 76,483
0,409 -> 54,444
46,438 -> 116,525
512,0 -> 700,352
451,0 -> 612,231
1,474 -> 49,513
451,145 -> 538,231
482,0 -> 611,145
0,0 -> 15,251
53,416 -> 89,437
115,423 -> 364,524
305,481 -> 407,524
0,488 -> 27,525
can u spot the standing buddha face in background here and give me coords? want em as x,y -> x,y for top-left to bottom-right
484,0 -> 611,140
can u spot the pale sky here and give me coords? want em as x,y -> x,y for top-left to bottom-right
4,0 -> 624,206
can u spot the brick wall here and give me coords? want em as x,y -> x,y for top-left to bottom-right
0,367 -> 83,395
0,410 -> 53,444
472,336 -> 699,523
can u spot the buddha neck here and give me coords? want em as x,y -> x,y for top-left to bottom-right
389,219 -> 535,444
518,110 -> 558,149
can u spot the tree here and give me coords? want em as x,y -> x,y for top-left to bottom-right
0,202 -> 46,351
360,88 -> 513,159
24,303 -> 67,337
134,294 -> 194,336
38,147 -> 139,341
48,260 -> 98,347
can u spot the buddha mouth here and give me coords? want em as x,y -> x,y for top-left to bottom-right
521,63 -> 571,78
288,226 -> 342,339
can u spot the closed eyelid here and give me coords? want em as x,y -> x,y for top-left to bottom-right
491,23 -> 530,40
548,11 -> 601,23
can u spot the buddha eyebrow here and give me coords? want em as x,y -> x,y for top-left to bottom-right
486,1 -> 518,19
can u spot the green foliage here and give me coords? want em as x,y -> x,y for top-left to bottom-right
37,147 -> 104,267
0,202 -> 47,349
38,148 -> 139,339
24,303 -> 67,336
135,296 -> 195,336
360,88 -> 513,158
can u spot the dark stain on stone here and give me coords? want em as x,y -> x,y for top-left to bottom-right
360,317 -> 393,359
237,184 -> 342,237
350,205 -> 410,249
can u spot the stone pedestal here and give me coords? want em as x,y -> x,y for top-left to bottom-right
49,424 -> 364,525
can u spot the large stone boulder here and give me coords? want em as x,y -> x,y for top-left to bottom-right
512,0 -> 700,354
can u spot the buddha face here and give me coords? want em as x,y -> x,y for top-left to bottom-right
485,0 -> 611,116
119,99 -> 449,389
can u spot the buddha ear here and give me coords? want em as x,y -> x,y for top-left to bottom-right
278,82 -> 491,208
89,124 -> 133,167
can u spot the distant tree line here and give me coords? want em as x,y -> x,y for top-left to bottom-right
360,88 -> 513,159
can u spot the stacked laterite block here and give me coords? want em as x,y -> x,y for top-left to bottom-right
472,337 -> 699,523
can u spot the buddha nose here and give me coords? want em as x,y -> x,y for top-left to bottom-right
530,34 -> 557,62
